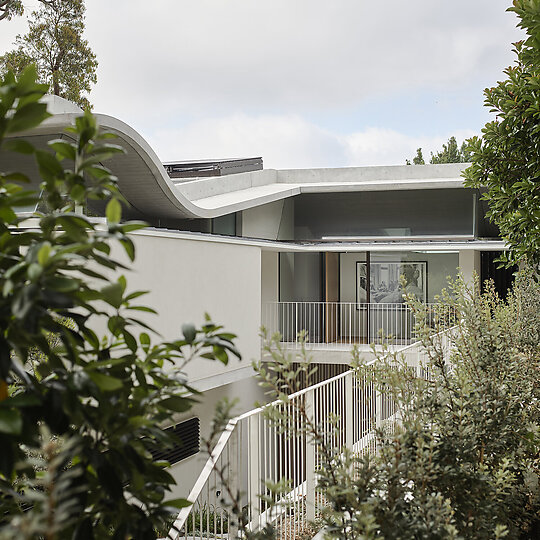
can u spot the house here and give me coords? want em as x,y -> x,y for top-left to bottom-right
2,96 -> 512,496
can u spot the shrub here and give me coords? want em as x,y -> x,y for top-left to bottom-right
257,272 -> 540,539
0,67 -> 239,539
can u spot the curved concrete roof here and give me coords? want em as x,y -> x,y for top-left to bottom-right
5,99 -> 470,220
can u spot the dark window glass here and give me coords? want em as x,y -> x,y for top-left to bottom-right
294,189 -> 475,240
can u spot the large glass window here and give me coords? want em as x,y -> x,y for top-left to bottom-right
212,213 -> 236,236
340,251 -> 459,303
294,189 -> 475,240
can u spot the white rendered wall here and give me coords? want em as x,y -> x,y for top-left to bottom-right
107,229 -> 269,502
241,200 -> 284,240
117,230 -> 262,388
261,251 -> 279,304
459,250 -> 481,288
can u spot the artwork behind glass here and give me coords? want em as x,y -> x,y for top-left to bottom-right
356,262 -> 427,304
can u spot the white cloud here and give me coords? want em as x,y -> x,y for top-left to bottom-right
1,1 -> 523,123
343,127 -> 477,167
0,0 -> 518,170
82,0 -> 522,118
147,114 -> 346,168
145,113 -> 477,169
0,15 -> 27,51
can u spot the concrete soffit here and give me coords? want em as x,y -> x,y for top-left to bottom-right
133,227 -> 508,253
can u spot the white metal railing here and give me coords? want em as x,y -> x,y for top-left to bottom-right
165,328 -> 454,540
262,302 -> 457,347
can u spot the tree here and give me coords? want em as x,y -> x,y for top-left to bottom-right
406,137 -> 472,166
405,148 -> 425,165
0,0 -> 22,21
413,147 -> 425,164
463,0 -> 540,268
0,67 -> 240,539
430,136 -> 472,164
0,1 -> 57,21
0,0 -> 97,109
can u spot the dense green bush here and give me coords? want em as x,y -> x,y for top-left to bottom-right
259,272 -> 540,539
464,0 -> 540,267
0,68 -> 239,539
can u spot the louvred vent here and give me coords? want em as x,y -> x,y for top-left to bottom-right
150,417 -> 200,465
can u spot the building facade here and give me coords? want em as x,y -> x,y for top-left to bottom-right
2,96 -> 512,495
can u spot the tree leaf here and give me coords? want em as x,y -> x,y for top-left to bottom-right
0,408 -> 22,435
101,282 -> 123,309
70,183 -> 86,203
48,139 -> 77,161
182,323 -> 196,344
7,102 -> 50,134
87,372 -> 123,392
164,498 -> 192,509
44,276 -> 79,293
35,149 -> 64,180
3,138 -> 34,154
37,242 -> 51,266
160,396 -> 193,413
106,198 -> 121,224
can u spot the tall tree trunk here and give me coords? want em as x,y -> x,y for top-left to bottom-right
52,48 -> 65,96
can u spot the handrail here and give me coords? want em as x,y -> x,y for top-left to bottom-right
167,365 -> 371,538
168,417 -> 238,535
165,324 -> 457,539
236,361 -> 374,423
262,301 -> 457,348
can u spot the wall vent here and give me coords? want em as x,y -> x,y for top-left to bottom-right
150,417 -> 200,465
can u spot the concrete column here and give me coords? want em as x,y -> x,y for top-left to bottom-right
261,251 -> 279,303
261,250 -> 279,339
241,200 -> 285,240
324,252 -> 340,343
459,250 -> 481,288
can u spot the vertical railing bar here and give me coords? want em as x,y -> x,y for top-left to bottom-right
286,401 -> 290,540
205,476 -> 210,539
168,322 -> 455,539
295,397 -> 299,539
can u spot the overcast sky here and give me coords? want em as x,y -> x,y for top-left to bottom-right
0,0 -> 524,168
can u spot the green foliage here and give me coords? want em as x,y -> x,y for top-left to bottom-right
413,147 -> 425,165
0,1 -> 23,22
463,1 -> 540,268
430,136 -> 472,164
0,67 -> 240,539
353,273 -> 540,539
257,272 -> 540,539
0,0 -> 97,109
405,147 -> 425,165
0,427 -> 86,539
186,504 -> 229,535
407,138 -> 471,166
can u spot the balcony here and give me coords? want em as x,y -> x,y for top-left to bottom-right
262,301 -> 456,348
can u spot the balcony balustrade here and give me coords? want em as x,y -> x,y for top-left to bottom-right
164,328 -> 455,540
262,301 -> 456,347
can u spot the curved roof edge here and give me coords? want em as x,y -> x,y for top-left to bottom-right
13,107 -> 471,220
